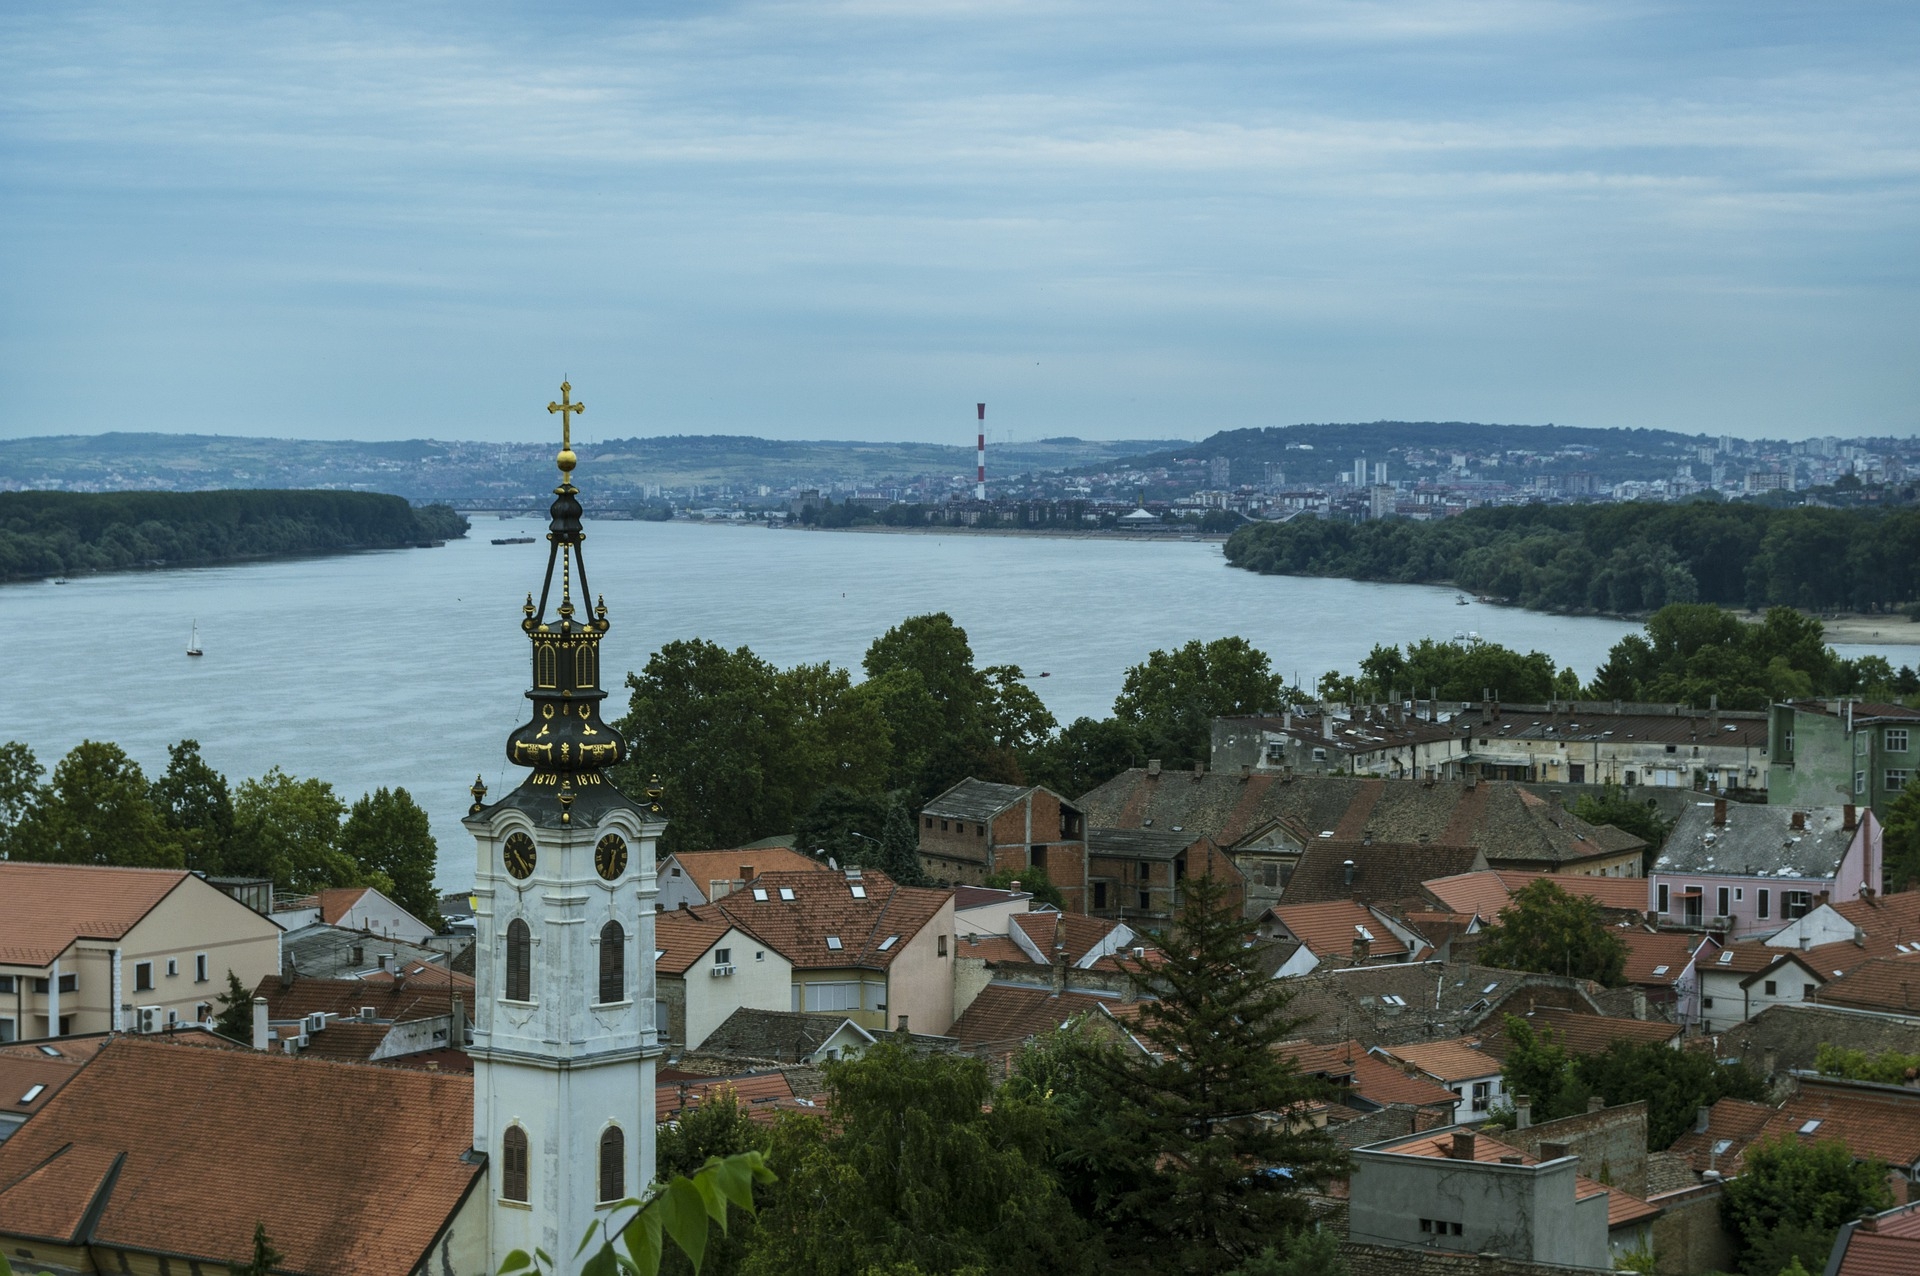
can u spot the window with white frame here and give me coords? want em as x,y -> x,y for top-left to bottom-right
1856,771 -> 1867,795
1657,884 -> 1670,913
196,953 -> 209,982
1887,770 -> 1910,792
1471,1081 -> 1491,1112
1888,728 -> 1911,753
804,982 -> 863,1012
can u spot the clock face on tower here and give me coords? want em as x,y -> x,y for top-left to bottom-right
595,833 -> 628,880
503,831 -> 537,880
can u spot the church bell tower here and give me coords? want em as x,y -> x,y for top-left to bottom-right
467,381 -> 661,1266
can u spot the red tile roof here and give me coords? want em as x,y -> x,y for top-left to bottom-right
1380,1037 -> 1501,1084
1010,911 -> 1143,969
1832,1202 -> 1920,1276
655,1071 -> 798,1124
1267,899 -> 1410,961
253,975 -> 460,1026
954,885 -> 1030,911
1815,954 -> 1920,1014
655,912 -> 736,976
0,1036 -> 104,1117
1832,891 -> 1920,940
360,962 -> 474,990
1619,930 -> 1708,987
1479,1006 -> 1681,1060
1277,1039 -> 1458,1110
949,985 -> 1118,1049
956,934 -> 1031,965
667,847 -> 828,899
0,864 -> 189,966
1368,1127 -> 1659,1228
1494,871 -> 1651,913
702,870 -> 950,971
1666,1097 -> 1779,1174
1423,871 -> 1511,920
0,1035 -> 479,1273
315,886 -> 372,924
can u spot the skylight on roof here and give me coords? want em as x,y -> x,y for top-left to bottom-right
1482,982 -> 1498,994
1712,1139 -> 1732,1156
850,885 -> 867,899
37,1046 -> 59,1057
779,888 -> 796,901
1652,965 -> 1670,976
654,950 -> 666,961
1356,925 -> 1375,941
752,888 -> 768,901
1719,951 -> 1736,964
1798,1119 -> 1822,1135
19,1084 -> 44,1104
825,936 -> 843,950
877,936 -> 898,951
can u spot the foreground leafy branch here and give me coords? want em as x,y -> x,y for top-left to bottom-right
500,1150 -> 775,1276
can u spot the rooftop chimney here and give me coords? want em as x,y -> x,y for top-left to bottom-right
452,993 -> 467,1047
1539,1141 -> 1572,1163
1343,859 -> 1357,887
1713,799 -> 1728,827
1695,1104 -> 1711,1134
1351,936 -> 1371,964
1587,1096 -> 1605,1113
1451,1130 -> 1477,1161
251,997 -> 270,1051
1791,811 -> 1806,831
1514,1095 -> 1533,1130
896,1014 -> 910,1032
1192,761 -> 1206,780
1147,759 -> 1162,777
1844,804 -> 1857,831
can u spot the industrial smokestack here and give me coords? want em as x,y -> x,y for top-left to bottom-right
976,403 -> 986,500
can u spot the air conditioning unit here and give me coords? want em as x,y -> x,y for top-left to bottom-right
282,1036 -> 301,1055
306,1013 -> 328,1034
135,1005 -> 163,1034
359,1006 -> 377,1021
710,963 -> 736,978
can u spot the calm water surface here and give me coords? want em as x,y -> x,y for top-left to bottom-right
4,522 -> 1907,892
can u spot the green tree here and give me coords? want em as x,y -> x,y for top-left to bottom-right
228,1222 -> 282,1276
795,788 -> 893,869
1113,637 -> 1288,769
876,795 -> 925,887
1023,717 -> 1144,800
860,614 -> 1038,802
213,969 -> 256,1042
1884,784 -> 1920,893
743,1037 -> 1093,1276
983,865 -> 1065,910
1067,875 -> 1349,1274
338,787 -> 443,929
657,1092 -> 771,1276
1477,880 -> 1628,987
230,768 -> 353,893
1814,1041 -> 1920,1084
509,1150 -> 774,1276
1572,1040 -> 1765,1150
1721,1135 -> 1892,1276
0,740 -> 43,860
1491,1018 -> 1588,1123
12,740 -> 181,868
1570,783 -> 1669,873
1358,637 -> 1560,703
1222,1231 -> 1347,1276
150,739 -> 235,875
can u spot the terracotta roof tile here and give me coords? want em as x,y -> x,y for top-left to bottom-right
1423,871 -> 1513,920
0,1035 -> 479,1272
656,1071 -> 797,1124
253,975 -> 459,1026
360,962 -> 474,990
956,934 -> 1029,964
1479,1006 -> 1681,1060
0,1035 -> 108,1116
0,1141 -> 122,1242
654,913 -> 736,976
1379,1037 -> 1501,1084
703,870 -> 949,971
1494,871 -> 1651,913
1832,891 -> 1920,938
665,847 -> 828,901
1619,930 -> 1708,987
1277,1039 -> 1459,1109
1815,954 -> 1920,1014
1267,900 -> 1410,962
1011,912 -> 1133,967
314,886 -> 372,924
1666,1097 -> 1776,1173
295,1021 -> 396,1063
0,864 -> 189,966
1835,1230 -> 1920,1276
954,885 -> 1030,911
949,985 -> 1118,1048
1749,1078 -> 1920,1174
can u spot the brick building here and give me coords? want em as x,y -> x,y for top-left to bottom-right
917,778 -> 1089,912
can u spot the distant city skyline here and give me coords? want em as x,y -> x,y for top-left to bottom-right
3,2 -> 1917,445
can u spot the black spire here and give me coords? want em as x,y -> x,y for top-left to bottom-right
502,382 -> 628,816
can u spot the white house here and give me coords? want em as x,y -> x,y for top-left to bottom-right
273,885 -> 435,944
655,912 -> 793,1050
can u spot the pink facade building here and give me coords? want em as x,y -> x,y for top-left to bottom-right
1648,799 -> 1882,939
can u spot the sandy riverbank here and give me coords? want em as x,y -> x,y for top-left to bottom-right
1804,614 -> 1920,645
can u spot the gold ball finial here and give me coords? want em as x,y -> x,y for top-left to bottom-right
557,446 -> 578,474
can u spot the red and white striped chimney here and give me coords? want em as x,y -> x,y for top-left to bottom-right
975,403 -> 986,501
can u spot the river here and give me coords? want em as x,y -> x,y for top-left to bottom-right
4,521 -> 1909,894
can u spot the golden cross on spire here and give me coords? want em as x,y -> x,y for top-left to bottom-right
547,380 -> 584,476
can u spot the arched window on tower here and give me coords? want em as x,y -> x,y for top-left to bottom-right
506,918 -> 531,1001
599,1126 -> 625,1202
536,644 -> 558,688
502,1125 -> 529,1202
599,921 -> 625,1004
575,644 -> 595,688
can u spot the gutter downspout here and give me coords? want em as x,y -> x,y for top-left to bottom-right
47,956 -> 60,1037
111,949 -> 123,1033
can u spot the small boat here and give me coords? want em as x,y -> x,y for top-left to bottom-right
491,535 -> 535,545
187,622 -> 202,658
1455,593 -> 1470,605
52,578 -> 70,585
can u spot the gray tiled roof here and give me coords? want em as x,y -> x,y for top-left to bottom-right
1075,771 -> 1641,869
922,778 -> 1035,822
696,1008 -> 875,1062
1657,803 -> 1859,878
1086,827 -> 1201,861
1281,841 -> 1486,907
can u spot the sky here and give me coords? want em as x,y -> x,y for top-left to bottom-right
1,2 -> 1916,445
